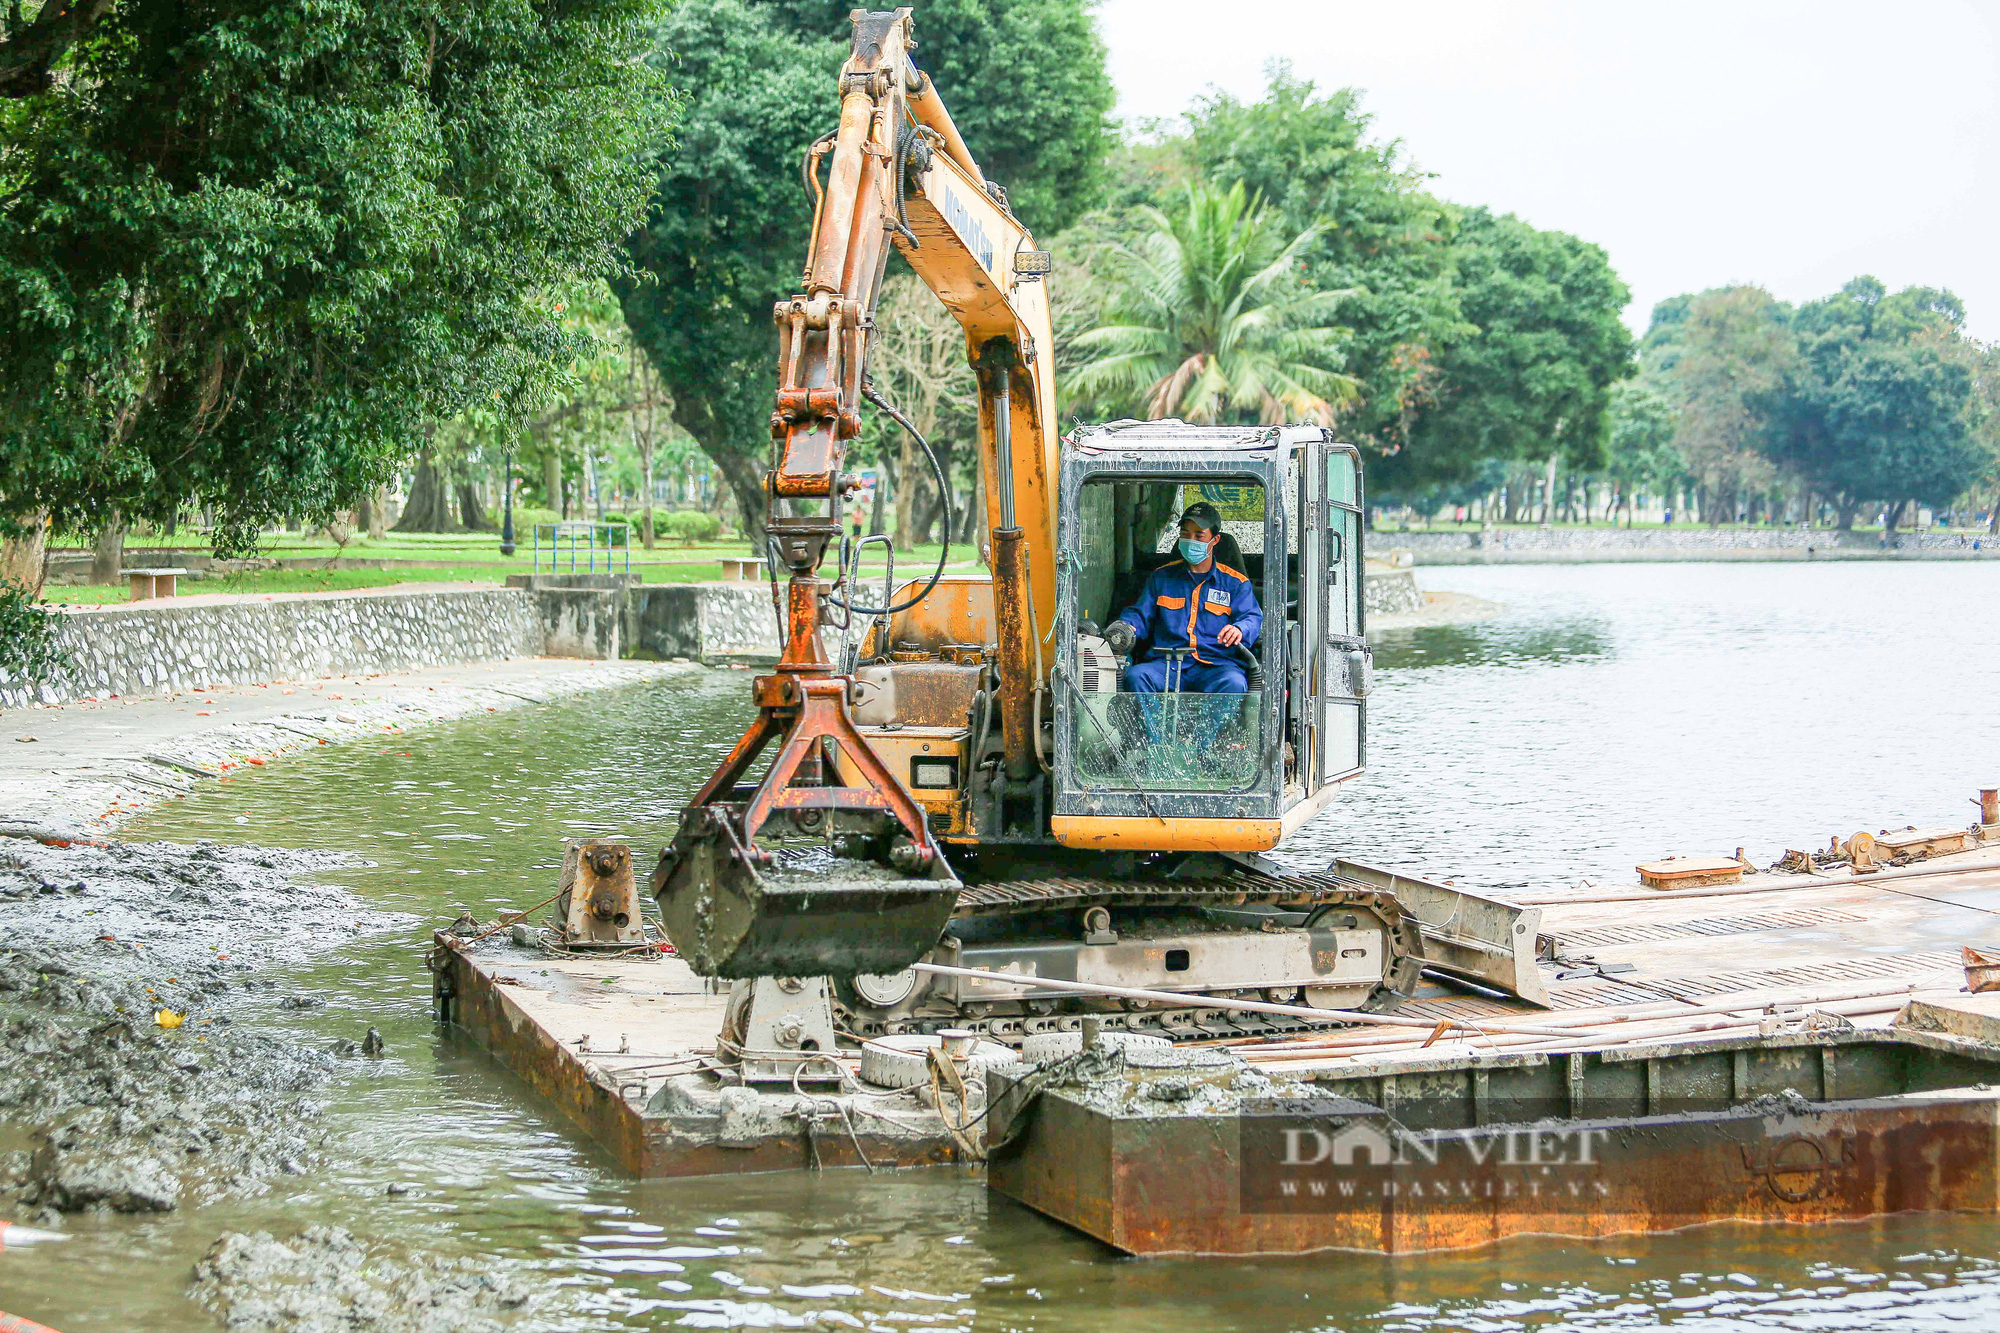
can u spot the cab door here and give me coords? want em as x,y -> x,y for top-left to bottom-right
1314,440 -> 1367,784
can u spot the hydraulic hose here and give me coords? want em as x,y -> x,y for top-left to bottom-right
826,377 -> 953,618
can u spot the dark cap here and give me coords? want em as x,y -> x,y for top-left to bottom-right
1179,501 -> 1222,534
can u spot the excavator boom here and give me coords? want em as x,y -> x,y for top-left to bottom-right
652,7 -> 1057,979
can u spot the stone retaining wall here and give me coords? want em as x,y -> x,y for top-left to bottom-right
1362,568 -> 1425,615
628,584 -> 780,664
1373,527 -> 2000,563
6,570 -> 1430,709
5,588 -> 542,708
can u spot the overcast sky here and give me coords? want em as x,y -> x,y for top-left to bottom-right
1095,0 -> 2000,342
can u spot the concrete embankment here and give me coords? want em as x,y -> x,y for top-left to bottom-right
1379,526 -> 2000,564
7,584 -> 546,709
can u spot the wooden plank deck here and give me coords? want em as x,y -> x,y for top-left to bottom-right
1235,844 -> 2000,1072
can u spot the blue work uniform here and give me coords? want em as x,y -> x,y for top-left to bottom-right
1115,558 -> 1262,695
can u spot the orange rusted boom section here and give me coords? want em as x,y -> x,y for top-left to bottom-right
768,7 -> 1058,675
768,6 -> 1058,775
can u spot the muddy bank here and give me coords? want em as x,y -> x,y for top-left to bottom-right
0,836 -> 412,1224
1367,588 -> 1506,630
191,1226 -> 531,1332
0,832 -> 455,1333
0,663 -> 704,1325
1,1006 -> 334,1216
0,835 -> 396,975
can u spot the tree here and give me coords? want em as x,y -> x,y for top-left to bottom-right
1394,208 -> 1632,496
1760,278 -> 1981,529
619,0 -> 1114,546
1953,340 -> 2000,533
755,0 -> 1116,235
1800,346 -> 1979,529
626,345 -> 670,550
393,445 -> 464,534
1068,182 -> 1360,424
1650,287 -> 1793,524
0,1 -> 116,98
0,0 -> 673,591
1174,67 -> 1467,455
1760,278 -> 1983,529
1603,379 -> 1681,524
511,284 -> 645,523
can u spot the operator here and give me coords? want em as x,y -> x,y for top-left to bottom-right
1102,501 -> 1262,696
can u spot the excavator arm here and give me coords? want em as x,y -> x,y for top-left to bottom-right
653,8 -> 1057,979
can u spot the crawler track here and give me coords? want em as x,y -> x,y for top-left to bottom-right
837,865 -> 1424,1047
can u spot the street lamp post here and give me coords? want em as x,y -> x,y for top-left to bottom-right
499,449 -> 517,557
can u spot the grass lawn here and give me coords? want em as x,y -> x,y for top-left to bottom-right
39,541 -> 986,606
53,529 -> 749,566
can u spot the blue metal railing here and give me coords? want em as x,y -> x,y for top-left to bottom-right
531,522 -> 632,574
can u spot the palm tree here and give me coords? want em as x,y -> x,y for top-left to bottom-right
1068,182 -> 1359,425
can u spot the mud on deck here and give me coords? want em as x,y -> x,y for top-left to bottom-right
429,939 -> 977,1177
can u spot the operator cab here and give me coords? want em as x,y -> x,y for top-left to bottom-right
1051,422 -> 1369,851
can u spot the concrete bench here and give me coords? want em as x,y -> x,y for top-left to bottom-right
127,567 -> 188,601
719,556 -> 766,582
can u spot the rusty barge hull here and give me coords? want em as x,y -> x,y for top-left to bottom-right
987,1029 -> 2000,1256
987,839 -> 2000,1254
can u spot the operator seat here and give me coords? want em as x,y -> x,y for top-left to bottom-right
1209,531 -> 1246,576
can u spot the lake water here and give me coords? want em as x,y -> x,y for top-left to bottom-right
12,560 -> 2000,1331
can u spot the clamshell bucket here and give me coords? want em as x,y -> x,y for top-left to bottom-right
651,670 -> 960,981
654,834 -> 960,979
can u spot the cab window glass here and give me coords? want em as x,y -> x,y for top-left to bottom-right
1069,476 -> 1268,794
1327,452 -> 1360,635
1326,451 -> 1357,505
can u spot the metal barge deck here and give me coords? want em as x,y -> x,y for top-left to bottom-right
433,817 -> 2000,1250
985,837 -> 2000,1253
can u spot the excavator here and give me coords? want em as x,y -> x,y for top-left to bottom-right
650,8 -> 1435,1063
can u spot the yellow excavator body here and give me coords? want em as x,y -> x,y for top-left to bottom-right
649,9 -> 1411,1033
